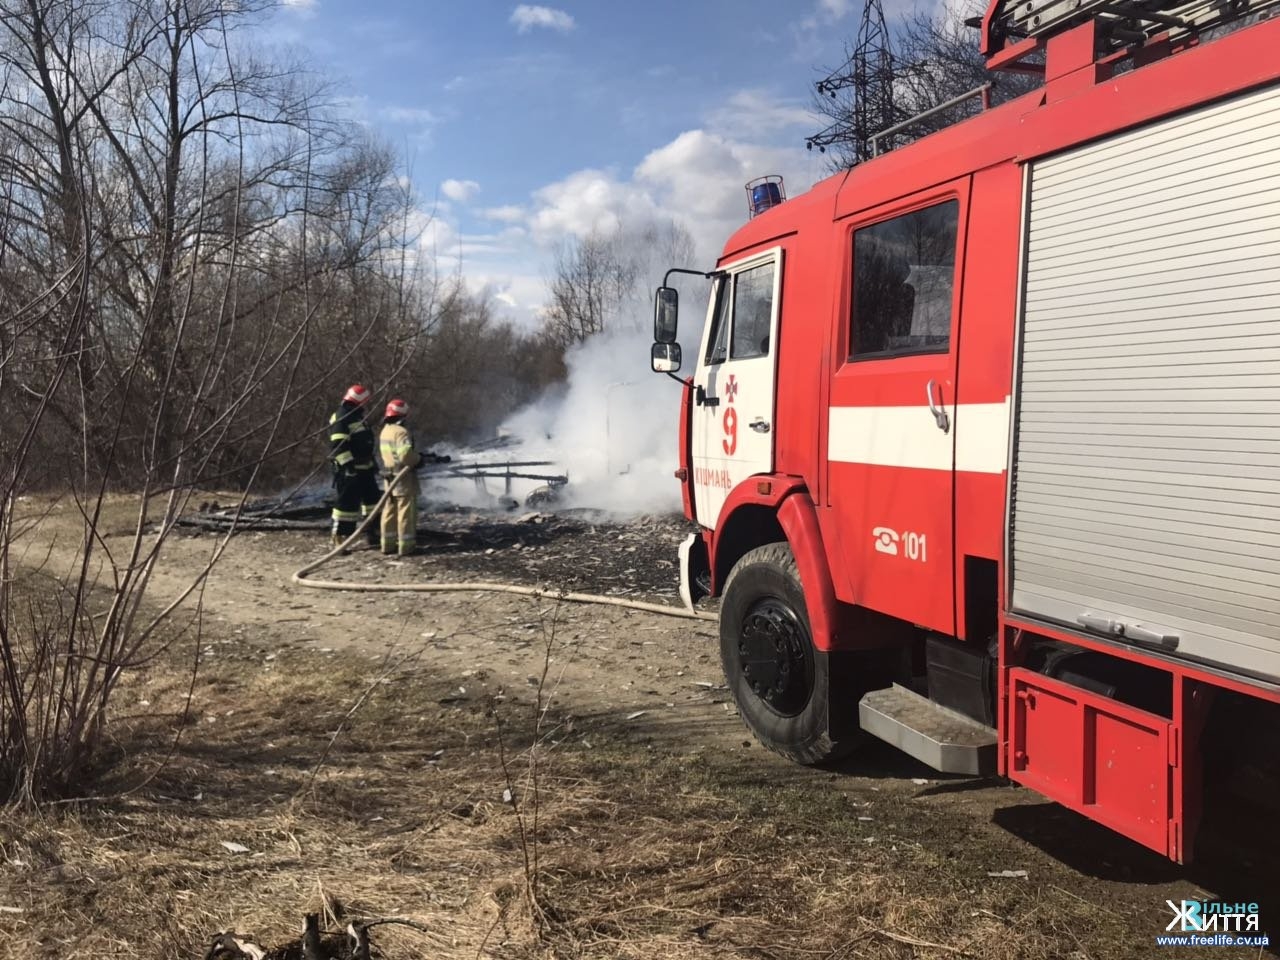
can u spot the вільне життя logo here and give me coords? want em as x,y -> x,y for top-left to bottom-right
1156,900 -> 1270,949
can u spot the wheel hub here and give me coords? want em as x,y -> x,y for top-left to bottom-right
738,598 -> 813,717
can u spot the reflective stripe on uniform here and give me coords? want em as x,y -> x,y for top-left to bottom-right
330,413 -> 350,447
380,442 -> 414,466
331,508 -> 360,521
354,462 -> 376,470
349,421 -> 368,434
334,451 -> 354,466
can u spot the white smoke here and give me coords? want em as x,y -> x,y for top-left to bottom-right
500,313 -> 704,515
467,217 -> 712,516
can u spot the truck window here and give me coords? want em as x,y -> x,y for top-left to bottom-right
704,275 -> 732,365
730,262 -> 774,360
850,199 -> 959,359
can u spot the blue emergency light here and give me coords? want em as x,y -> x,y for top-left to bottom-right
746,175 -> 786,218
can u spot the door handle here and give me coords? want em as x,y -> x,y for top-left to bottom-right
749,418 -> 770,433
925,379 -> 950,433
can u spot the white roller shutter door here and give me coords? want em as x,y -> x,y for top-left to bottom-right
1010,80 -> 1280,682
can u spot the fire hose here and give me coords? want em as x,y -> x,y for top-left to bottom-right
291,465 -> 718,622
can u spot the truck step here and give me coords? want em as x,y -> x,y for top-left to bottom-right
858,684 -> 997,776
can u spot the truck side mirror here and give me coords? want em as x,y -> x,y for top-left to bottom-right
654,286 -> 679,343
651,341 -> 682,373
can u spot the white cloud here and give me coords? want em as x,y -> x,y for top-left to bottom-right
510,5 -> 576,34
512,126 -> 815,267
708,89 -> 819,140
407,210 -> 458,261
382,106 -> 438,125
527,169 -> 661,246
480,204 -> 527,223
441,178 -> 481,203
795,0 -> 858,50
642,131 -> 816,255
463,271 -> 549,321
432,91 -> 823,330
281,0 -> 318,15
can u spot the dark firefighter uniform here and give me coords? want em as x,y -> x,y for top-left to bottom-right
328,386 -> 380,548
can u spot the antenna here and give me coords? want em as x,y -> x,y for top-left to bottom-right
805,0 -> 899,164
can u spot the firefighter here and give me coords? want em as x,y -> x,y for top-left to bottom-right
328,384 -> 381,550
378,398 -> 423,556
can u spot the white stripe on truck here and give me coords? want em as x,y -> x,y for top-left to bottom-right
828,399 -> 1011,474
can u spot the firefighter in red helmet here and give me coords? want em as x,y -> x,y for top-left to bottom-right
328,384 -> 381,549
378,398 -> 422,556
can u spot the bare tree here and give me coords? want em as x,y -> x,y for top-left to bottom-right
385,280 -> 566,445
543,231 -> 635,345
542,218 -> 696,345
0,0 -> 458,802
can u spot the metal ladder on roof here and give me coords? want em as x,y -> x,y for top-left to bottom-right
982,0 -> 1280,65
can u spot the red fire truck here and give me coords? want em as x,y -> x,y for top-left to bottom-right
650,0 -> 1280,863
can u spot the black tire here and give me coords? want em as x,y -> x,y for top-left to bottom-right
720,542 -> 858,765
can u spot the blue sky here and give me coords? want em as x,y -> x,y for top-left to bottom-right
267,0 -> 895,324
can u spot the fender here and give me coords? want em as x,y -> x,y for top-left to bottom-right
712,473 -> 807,534
776,493 -> 842,653
708,477 -> 842,653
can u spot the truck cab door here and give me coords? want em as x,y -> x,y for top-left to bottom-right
691,247 -> 783,528
825,185 -> 969,637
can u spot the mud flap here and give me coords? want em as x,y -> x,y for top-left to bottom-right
678,533 -> 710,611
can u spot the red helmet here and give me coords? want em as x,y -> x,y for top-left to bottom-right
385,398 -> 409,418
343,384 -> 370,405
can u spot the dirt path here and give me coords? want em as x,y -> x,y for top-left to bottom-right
11,500 -> 1278,958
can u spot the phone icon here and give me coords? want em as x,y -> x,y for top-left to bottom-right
873,526 -> 900,556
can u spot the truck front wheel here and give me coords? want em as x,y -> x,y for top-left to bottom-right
720,542 -> 856,765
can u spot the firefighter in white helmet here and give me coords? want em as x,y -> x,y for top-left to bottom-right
378,398 -> 423,556
328,384 -> 381,550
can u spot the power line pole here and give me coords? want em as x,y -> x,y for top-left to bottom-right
806,0 -> 900,165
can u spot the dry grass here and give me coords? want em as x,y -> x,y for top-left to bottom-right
0,620 -> 1150,960
5,498 -> 1267,959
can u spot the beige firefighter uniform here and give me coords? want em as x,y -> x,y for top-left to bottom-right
378,421 -> 422,555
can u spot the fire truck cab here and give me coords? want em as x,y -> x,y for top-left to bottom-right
652,0 -> 1280,863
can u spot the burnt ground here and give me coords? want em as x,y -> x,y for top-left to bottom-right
409,508 -> 699,605
4,497 -> 1278,959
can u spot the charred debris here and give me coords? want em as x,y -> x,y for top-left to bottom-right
182,435 -> 569,534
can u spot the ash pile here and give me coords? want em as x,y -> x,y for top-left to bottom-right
178,431 -> 698,605
423,431 -> 569,511
182,433 -> 569,534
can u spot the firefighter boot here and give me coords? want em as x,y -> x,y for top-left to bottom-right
362,506 -> 379,549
